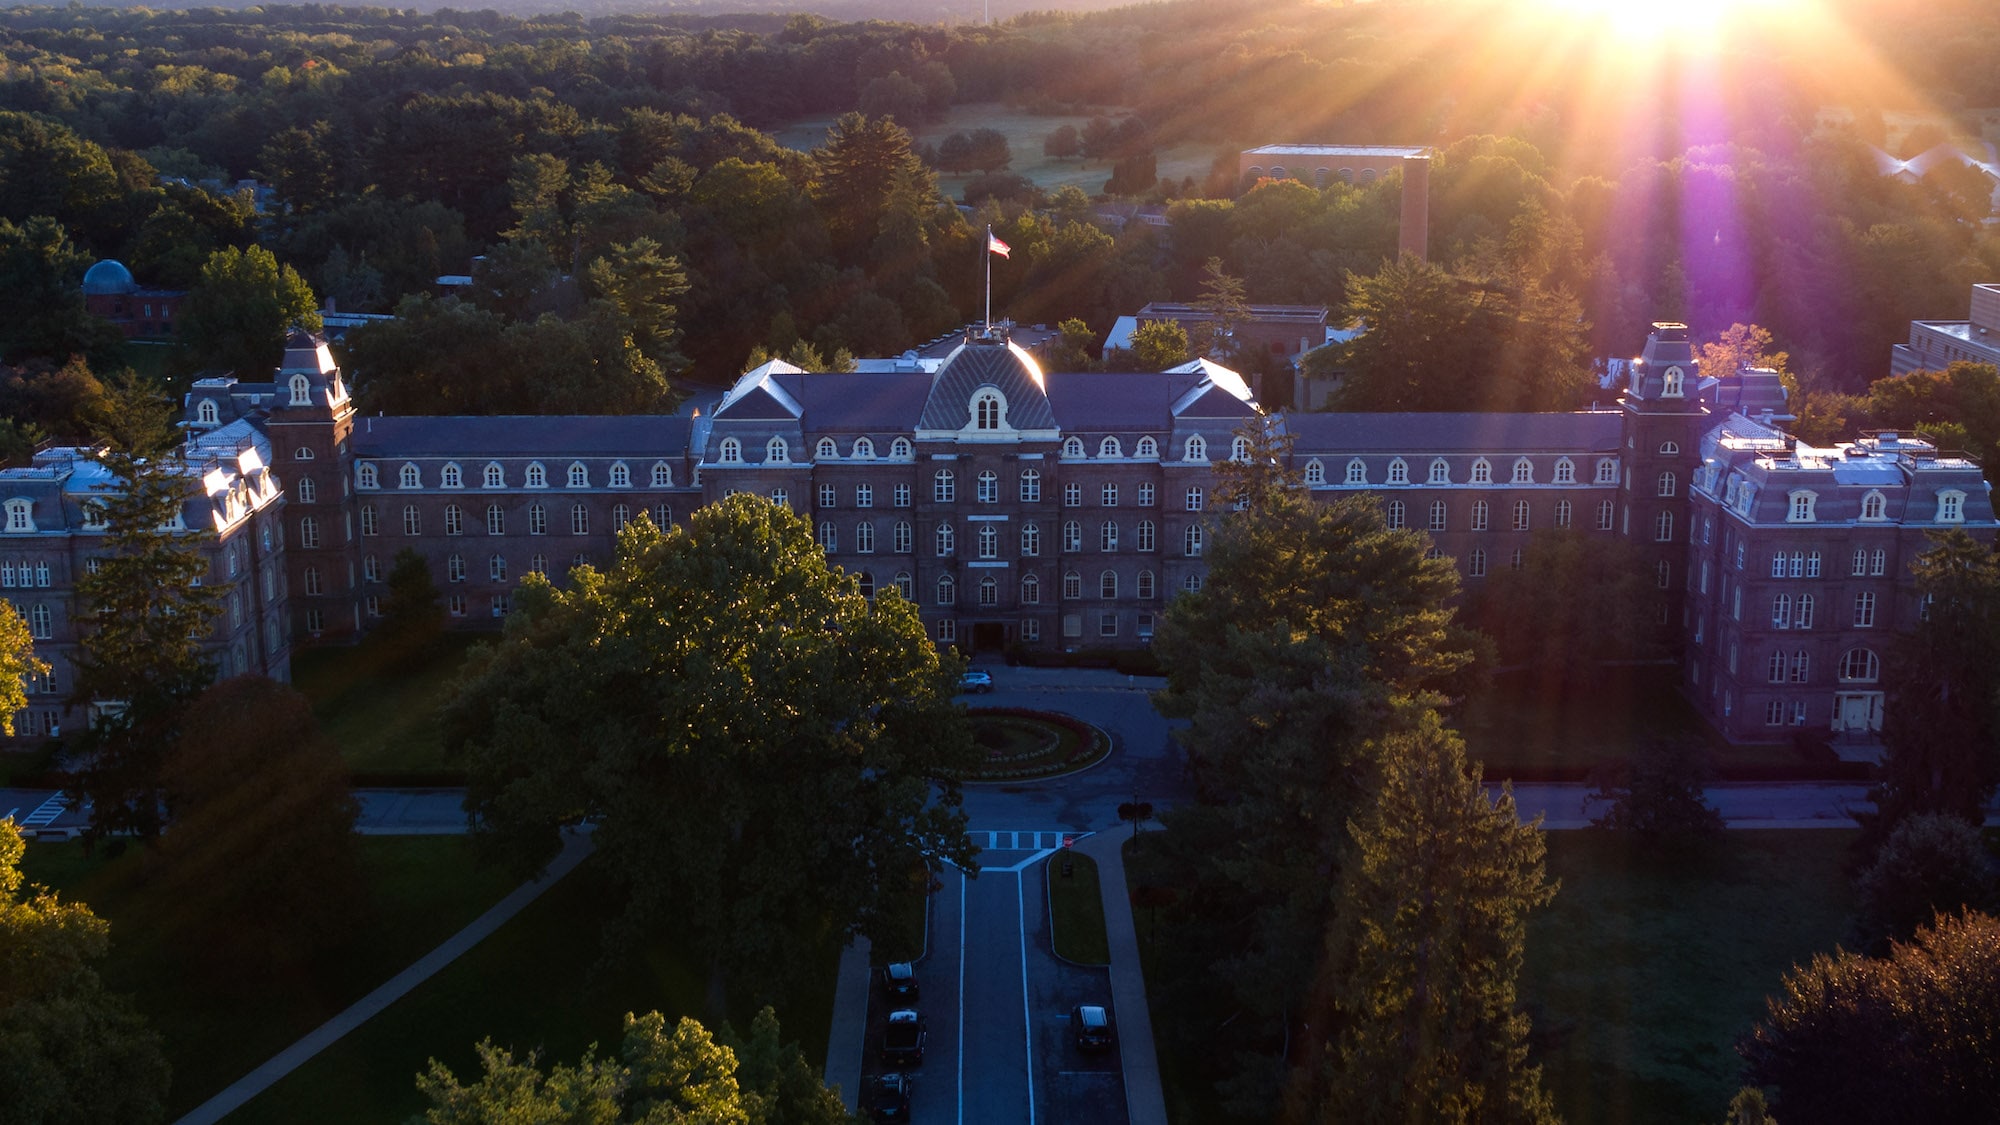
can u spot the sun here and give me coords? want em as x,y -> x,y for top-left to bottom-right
1534,0 -> 1805,39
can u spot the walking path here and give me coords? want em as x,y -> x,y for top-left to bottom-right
171,826 -> 597,1125
1077,829 -> 1169,1125
823,935 -> 873,1113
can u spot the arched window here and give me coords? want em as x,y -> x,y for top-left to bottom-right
855,522 -> 875,553
1101,521 -> 1119,552
303,565 -> 322,596
973,389 -> 1005,430
1661,367 -> 1685,397
1654,510 -> 1674,541
402,505 -> 421,535
979,574 -> 998,606
1938,490 -> 1966,522
1387,458 -> 1409,485
1184,524 -> 1204,556
853,437 -> 876,459
526,462 -> 548,488
977,471 -> 998,504
1554,499 -> 1571,528
1137,570 -> 1155,599
1429,500 -> 1447,531
1595,458 -> 1618,484
1471,458 -> 1492,484
1471,500 -> 1489,530
1100,436 -> 1122,458
1064,437 -> 1086,458
197,399 -> 220,425
1231,436 -> 1250,462
650,462 -> 672,487
934,470 -> 955,503
484,463 -> 506,488
1020,469 -> 1042,502
528,503 -> 547,535
1386,500 -> 1406,529
1553,458 -> 1575,484
445,504 -> 464,535
296,477 -> 316,504
1658,471 -> 1677,498
894,521 -> 912,553
978,524 -> 999,558
936,523 -> 955,556
608,462 -> 630,488
817,522 -> 837,551
1185,435 -> 1207,462
1659,440 -> 1680,455
759,437 -> 784,464
357,463 -> 379,490
1469,549 -> 1487,577
289,373 -> 312,406
1136,436 -> 1158,459
1860,490 -> 1887,520
1063,571 -> 1083,599
1063,520 -> 1083,552
441,463 -> 463,489
1428,459 -> 1450,484
1772,593 -> 1792,629
1838,648 -> 1880,683
298,515 -> 319,547
936,574 -> 956,606
1136,520 -> 1155,552
817,437 -> 838,459
612,504 -> 631,530
1100,570 -> 1118,598
1304,459 -> 1325,485
895,572 -> 914,600
1345,459 -> 1367,485
891,437 -> 913,459
1021,573 -> 1041,604
857,571 -> 875,598
571,505 -> 590,535
294,446 -> 315,461
1511,458 -> 1533,484
1019,522 -> 1043,556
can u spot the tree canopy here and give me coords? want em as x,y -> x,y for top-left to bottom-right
445,497 -> 976,1001
177,244 -> 321,377
0,600 -> 48,735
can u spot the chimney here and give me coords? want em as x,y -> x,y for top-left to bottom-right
1398,154 -> 1431,262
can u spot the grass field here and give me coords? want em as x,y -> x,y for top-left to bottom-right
225,858 -> 843,1124
1046,851 -> 1109,965
1125,828 -> 1857,1125
20,835 -> 518,1118
292,633 -> 485,777
772,102 -> 1219,200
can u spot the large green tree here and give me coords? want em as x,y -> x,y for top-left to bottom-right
70,376 -> 218,842
413,1007 -> 851,1125
0,821 -> 170,1124
177,244 -> 321,376
377,548 -> 446,666
153,675 -> 363,975
1741,910 -> 2000,1125
445,498 -> 976,1002
1866,360 -> 2000,473
0,217 -> 125,370
1871,530 -> 2000,832
1295,713 -> 1558,1124
812,112 -> 933,265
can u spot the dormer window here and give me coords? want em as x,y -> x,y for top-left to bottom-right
1662,365 -> 1685,398
483,463 -> 505,488
1099,436 -> 1122,458
289,374 -> 312,406
1787,491 -> 1816,522
972,389 -> 1006,431
1345,459 -> 1367,485
650,462 -> 672,487
1230,436 -> 1251,462
440,463 -> 462,489
1428,459 -> 1450,484
197,399 -> 220,425
82,501 -> 107,529
1304,459 -> 1325,485
854,438 -> 876,459
765,438 -> 788,464
609,462 -> 630,488
1471,458 -> 1492,484
357,463 -> 379,489
817,437 -> 837,459
1387,458 -> 1409,485
567,462 -> 589,488
1511,459 -> 1533,484
526,462 -> 548,488
719,439 -> 742,464
1938,489 -> 1966,523
1595,458 -> 1618,484
890,437 -> 913,459
1136,436 -> 1158,459
1860,490 -> 1887,521
3,498 -> 33,532
1064,437 -> 1085,458
1553,458 -> 1574,484
1185,435 -> 1207,462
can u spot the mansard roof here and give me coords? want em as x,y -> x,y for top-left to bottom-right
787,373 -> 931,431
350,415 -> 693,458
919,338 -> 1056,432
1284,411 -> 1622,454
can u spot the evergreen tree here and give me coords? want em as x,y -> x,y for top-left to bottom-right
1297,713 -> 1558,1124
813,112 -> 933,266
71,377 -> 218,842
1189,256 -> 1251,362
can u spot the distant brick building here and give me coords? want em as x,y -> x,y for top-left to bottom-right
80,259 -> 186,339
1238,145 -> 1428,189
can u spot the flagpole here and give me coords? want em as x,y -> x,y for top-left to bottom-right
984,225 -> 993,336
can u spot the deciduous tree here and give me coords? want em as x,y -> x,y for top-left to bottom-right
1851,812 -> 1998,955
445,496 -> 976,1003
178,244 -> 321,376
0,600 -> 47,735
1472,529 -> 1667,687
1126,319 -> 1188,371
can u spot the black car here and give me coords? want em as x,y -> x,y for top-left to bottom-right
881,1008 -> 927,1067
883,961 -> 919,1001
1071,1004 -> 1114,1052
873,1072 -> 913,1122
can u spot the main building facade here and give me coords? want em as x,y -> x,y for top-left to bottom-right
3,324 -> 1993,748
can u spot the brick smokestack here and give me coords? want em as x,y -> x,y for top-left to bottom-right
1398,154 -> 1430,261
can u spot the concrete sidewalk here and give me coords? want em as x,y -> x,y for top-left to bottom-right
823,935 -> 872,1113
1078,829 -> 1169,1125
172,826 -> 597,1125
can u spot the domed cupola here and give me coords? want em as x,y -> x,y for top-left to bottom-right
919,334 -> 1057,439
81,259 -> 136,296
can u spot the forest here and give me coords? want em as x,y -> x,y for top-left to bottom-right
0,0 -> 1993,432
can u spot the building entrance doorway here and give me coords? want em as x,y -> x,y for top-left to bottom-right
970,622 -> 1007,653
1835,692 -> 1882,733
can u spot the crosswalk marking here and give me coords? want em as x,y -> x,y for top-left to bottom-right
968,829 -> 1089,852
19,794 -> 67,828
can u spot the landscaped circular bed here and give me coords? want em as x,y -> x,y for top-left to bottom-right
949,707 -> 1111,782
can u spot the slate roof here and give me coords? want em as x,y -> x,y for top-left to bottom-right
350,416 -> 693,458
783,373 -> 932,431
1283,412 -> 1623,454
919,340 -> 1056,431
1044,372 -> 1219,430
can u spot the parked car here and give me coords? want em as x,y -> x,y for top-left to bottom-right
882,961 -> 919,1001
958,668 -> 993,693
881,1009 -> 927,1067
873,1072 -> 913,1121
1071,1004 -> 1114,1052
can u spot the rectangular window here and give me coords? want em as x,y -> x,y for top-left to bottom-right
1766,700 -> 1785,726
895,483 -> 911,508
1554,500 -> 1571,529
1138,483 -> 1155,507
819,484 -> 837,508
360,505 -> 378,536
1806,551 -> 1821,578
1065,483 -> 1082,507
403,506 -> 421,536
1870,549 -> 1885,576
1022,618 -> 1040,642
491,594 -> 510,618
305,608 -> 325,632
1428,501 -> 1447,531
448,595 -> 466,617
1852,548 -> 1867,577
1186,488 -> 1204,512
937,618 -> 956,644
1102,484 -> 1118,507
1063,614 -> 1083,638
1099,611 -> 1118,638
1854,591 -> 1876,628
856,484 -> 873,508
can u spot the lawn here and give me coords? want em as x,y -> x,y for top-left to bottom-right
292,633 -> 485,778
1523,830 -> 1858,1125
225,858 -> 844,1124
771,101 -> 1219,200
19,835 -> 518,1118
1046,851 -> 1109,965
1124,828 -> 1858,1125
